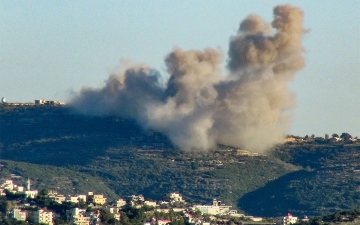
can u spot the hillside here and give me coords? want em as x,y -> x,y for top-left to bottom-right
0,159 -> 119,200
240,143 -> 360,217
1,104 -> 360,217
0,104 -> 297,207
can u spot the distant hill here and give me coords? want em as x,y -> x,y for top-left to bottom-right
1,104 -> 360,217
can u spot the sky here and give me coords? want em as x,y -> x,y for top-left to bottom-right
1,0 -> 359,138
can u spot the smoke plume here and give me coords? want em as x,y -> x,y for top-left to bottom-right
71,5 -> 305,152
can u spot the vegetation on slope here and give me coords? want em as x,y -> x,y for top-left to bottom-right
0,105 -> 296,209
0,159 -> 118,200
239,142 -> 360,217
2,104 -> 360,217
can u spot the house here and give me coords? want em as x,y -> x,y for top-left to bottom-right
127,195 -> 145,207
87,192 -> 106,205
144,200 -> 157,207
16,186 -> 25,192
11,208 -> 27,221
116,198 -> 127,208
52,194 -> 66,203
77,194 -> 87,203
67,208 -> 101,225
66,195 -> 80,203
34,209 -> 54,225
93,194 -> 107,205
276,213 -> 298,225
107,207 -> 121,220
2,180 -> 14,190
67,208 -> 90,225
64,194 -> 87,203
168,192 -> 185,204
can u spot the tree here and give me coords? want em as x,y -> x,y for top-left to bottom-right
340,133 -> 352,141
325,134 -> 329,139
100,209 -> 114,223
332,133 -> 339,138
40,189 -> 49,196
194,209 -> 202,218
120,211 -> 131,225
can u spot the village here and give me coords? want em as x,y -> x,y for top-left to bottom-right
0,178 -> 309,225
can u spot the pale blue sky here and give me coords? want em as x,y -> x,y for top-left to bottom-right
1,1 -> 359,137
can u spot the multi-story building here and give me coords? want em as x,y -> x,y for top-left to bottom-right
67,208 -> 90,225
87,192 -> 106,205
193,199 -> 231,215
34,209 -> 54,225
107,207 -> 121,220
93,194 -> 107,205
11,208 -> 27,221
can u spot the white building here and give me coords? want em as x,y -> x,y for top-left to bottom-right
77,194 -> 87,203
116,198 -> 127,208
144,200 -> 157,207
67,208 -> 90,225
11,208 -> 27,221
276,213 -> 298,225
25,178 -> 38,198
53,194 -> 66,203
16,186 -> 25,192
66,195 -> 80,203
107,207 -> 121,221
25,190 -> 38,198
2,180 -> 14,190
34,209 -> 54,225
193,199 -> 231,215
169,192 -> 185,203
67,207 -> 101,225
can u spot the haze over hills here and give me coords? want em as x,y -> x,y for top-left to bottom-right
1,104 -> 360,217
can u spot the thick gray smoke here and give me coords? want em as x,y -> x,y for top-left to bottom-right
71,5 -> 305,152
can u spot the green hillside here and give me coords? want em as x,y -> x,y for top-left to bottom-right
1,104 -> 360,217
239,143 -> 360,217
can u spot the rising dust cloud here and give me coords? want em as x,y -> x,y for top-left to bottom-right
71,5 -> 305,152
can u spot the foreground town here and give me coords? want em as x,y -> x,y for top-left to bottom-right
0,178 -> 312,225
